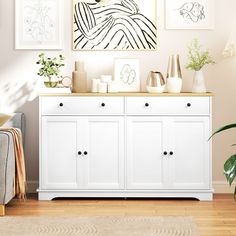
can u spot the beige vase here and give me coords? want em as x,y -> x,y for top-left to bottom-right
72,61 -> 87,93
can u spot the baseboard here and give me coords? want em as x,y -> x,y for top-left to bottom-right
213,181 -> 234,194
26,181 -> 234,194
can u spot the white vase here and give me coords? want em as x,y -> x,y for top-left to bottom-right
167,77 -> 182,93
192,70 -> 206,93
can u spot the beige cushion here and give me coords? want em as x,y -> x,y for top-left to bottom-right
0,113 -> 12,126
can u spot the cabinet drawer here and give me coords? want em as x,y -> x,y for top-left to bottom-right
126,97 -> 210,115
41,97 -> 124,115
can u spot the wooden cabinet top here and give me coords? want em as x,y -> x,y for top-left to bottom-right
39,92 -> 213,97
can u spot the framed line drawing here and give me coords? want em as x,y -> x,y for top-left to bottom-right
114,58 -> 140,92
165,0 -> 215,29
15,0 -> 63,50
73,0 -> 157,50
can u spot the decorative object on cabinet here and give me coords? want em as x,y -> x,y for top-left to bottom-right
38,76 -> 72,94
210,123 -> 236,199
98,82 -> 108,93
15,0 -> 63,50
36,53 -> 65,88
72,61 -> 87,93
166,54 -> 182,93
59,76 -> 72,88
38,94 -> 213,201
192,71 -> 206,93
114,58 -> 140,92
91,78 -> 100,93
73,0 -> 157,50
98,75 -> 113,93
185,39 -> 215,93
146,71 -> 165,93
165,0 -> 215,30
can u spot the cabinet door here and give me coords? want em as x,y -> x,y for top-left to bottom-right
127,117 -> 167,189
168,117 -> 210,189
41,117 -> 81,189
81,117 -> 125,189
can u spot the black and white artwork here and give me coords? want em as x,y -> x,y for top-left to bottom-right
165,0 -> 214,29
178,2 -> 205,22
73,0 -> 157,50
15,0 -> 63,50
114,59 -> 140,92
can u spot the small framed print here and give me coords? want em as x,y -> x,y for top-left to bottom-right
165,0 -> 215,30
114,58 -> 140,92
15,0 -> 63,50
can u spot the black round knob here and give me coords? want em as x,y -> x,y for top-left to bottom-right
59,103 -> 63,107
187,103 -> 191,107
145,103 -> 149,107
101,103 -> 106,107
163,151 -> 168,156
78,151 -> 82,155
84,151 -> 88,155
169,151 -> 174,156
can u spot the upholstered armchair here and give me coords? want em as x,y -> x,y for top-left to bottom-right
0,113 -> 25,216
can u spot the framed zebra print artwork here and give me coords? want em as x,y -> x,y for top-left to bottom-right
73,0 -> 157,50
15,0 -> 63,50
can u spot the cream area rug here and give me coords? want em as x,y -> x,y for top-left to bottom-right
0,216 -> 200,236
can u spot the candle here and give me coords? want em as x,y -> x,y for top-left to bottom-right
91,78 -> 100,93
98,82 -> 108,93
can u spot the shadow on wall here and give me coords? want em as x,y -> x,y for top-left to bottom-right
0,78 -> 38,113
17,97 -> 39,182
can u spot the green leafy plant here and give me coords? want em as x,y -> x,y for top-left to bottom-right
36,53 -> 65,80
185,39 -> 215,71
210,124 -> 236,199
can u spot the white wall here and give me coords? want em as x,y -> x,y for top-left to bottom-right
0,0 -> 236,193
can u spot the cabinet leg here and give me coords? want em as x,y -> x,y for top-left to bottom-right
0,205 -> 5,216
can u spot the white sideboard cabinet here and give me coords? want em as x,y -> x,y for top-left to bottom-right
38,93 -> 213,200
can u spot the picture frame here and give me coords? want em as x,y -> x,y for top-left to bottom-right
15,0 -> 63,50
165,0 -> 215,30
114,58 -> 140,92
73,0 -> 157,51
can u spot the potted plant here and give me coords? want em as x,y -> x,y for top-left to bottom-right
185,39 -> 215,93
210,124 -> 236,199
36,53 -> 65,88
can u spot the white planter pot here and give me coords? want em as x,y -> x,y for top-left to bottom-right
192,70 -> 206,93
167,77 -> 182,93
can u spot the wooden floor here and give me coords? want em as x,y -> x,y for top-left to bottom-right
4,194 -> 236,236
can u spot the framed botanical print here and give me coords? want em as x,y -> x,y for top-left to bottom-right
165,0 -> 215,29
73,0 -> 157,50
15,0 -> 63,50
